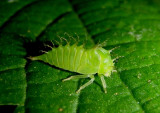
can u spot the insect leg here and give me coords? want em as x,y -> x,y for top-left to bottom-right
99,74 -> 107,93
113,56 -> 124,62
109,46 -> 120,53
62,74 -> 90,82
76,75 -> 95,93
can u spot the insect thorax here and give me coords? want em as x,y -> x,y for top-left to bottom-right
96,47 -> 114,76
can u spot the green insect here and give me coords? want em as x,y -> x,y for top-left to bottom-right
29,37 -> 117,93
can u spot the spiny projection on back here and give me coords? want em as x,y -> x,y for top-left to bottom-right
28,33 -> 119,93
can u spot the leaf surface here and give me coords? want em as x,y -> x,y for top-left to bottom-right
0,0 -> 160,113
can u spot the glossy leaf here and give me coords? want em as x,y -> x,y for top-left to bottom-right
0,0 -> 160,113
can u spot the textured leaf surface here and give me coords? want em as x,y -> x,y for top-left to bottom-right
1,0 -> 160,113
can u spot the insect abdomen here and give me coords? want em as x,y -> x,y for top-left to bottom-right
73,45 -> 84,72
56,46 -> 64,68
32,44 -> 100,74
35,48 -> 59,67
68,45 -> 77,71
57,44 -> 82,71
63,44 -> 85,72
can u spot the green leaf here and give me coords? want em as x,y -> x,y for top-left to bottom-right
1,0 -> 160,112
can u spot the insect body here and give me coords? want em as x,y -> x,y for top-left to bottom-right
30,44 -> 115,93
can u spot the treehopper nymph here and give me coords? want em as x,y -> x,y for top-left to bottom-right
28,33 -> 118,93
